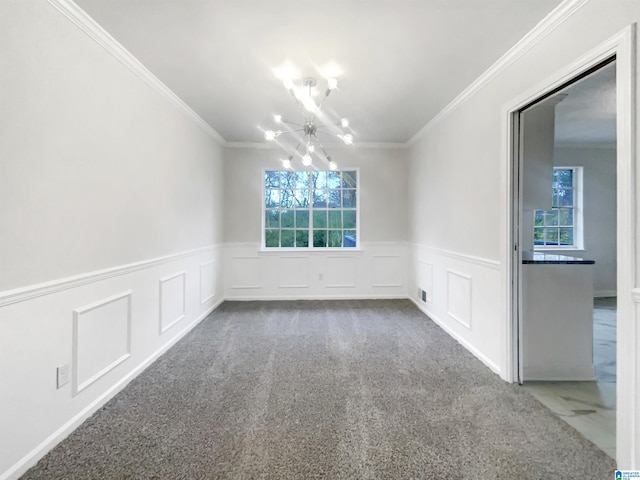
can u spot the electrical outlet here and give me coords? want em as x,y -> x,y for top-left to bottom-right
421,289 -> 427,303
57,364 -> 70,389
319,273 -> 324,281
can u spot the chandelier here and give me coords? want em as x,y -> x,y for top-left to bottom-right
263,75 -> 353,171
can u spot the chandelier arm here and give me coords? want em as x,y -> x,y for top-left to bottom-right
315,138 -> 331,160
282,120 -> 304,127
317,89 -> 331,111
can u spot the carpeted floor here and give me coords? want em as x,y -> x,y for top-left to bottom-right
21,299 -> 616,479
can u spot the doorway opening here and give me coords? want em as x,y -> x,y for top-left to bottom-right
512,58 -> 617,458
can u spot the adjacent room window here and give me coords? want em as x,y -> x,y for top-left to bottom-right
534,167 -> 582,249
264,170 -> 358,249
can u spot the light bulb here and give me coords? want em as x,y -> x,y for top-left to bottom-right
264,130 -> 276,141
342,133 -> 353,145
274,114 -> 282,123
282,158 -> 291,169
327,78 -> 338,90
340,118 -> 349,128
308,145 -> 315,153
302,154 -> 312,166
329,161 -> 337,171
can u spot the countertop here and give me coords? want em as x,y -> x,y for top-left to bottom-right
522,251 -> 595,264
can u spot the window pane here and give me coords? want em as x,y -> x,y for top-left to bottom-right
343,210 -> 356,229
544,210 -> 558,227
553,169 -> 573,188
295,230 -> 309,247
328,230 -> 342,247
559,228 -> 574,246
313,230 -> 327,247
313,210 -> 327,228
313,189 -> 327,208
342,171 -> 357,188
559,208 -> 573,226
281,210 -> 294,228
280,171 -> 295,188
328,210 -> 342,228
327,189 -> 341,208
265,189 -> 280,208
559,188 -> 574,207
265,229 -> 279,248
534,210 -> 544,227
281,230 -> 294,247
327,171 -> 341,189
295,171 -> 310,189
294,189 -> 309,208
344,230 -> 357,247
280,189 -> 295,208
342,189 -> 356,208
265,171 -> 279,188
296,210 -> 309,228
545,227 -> 558,245
265,210 -> 279,229
312,171 -> 327,189
553,188 -> 574,207
534,228 -> 545,246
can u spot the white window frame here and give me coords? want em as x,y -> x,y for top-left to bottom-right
533,166 -> 584,251
261,168 -> 360,251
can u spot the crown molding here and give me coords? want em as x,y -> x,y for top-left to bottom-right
407,0 -> 590,146
223,141 -> 408,149
46,0 -> 225,145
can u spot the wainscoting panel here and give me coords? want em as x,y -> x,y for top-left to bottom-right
446,270 -> 472,329
0,246 -> 223,480
223,242 -> 407,299
199,261 -> 216,304
73,291 -> 132,395
159,272 -> 186,334
278,257 -> 310,288
409,243 -> 502,376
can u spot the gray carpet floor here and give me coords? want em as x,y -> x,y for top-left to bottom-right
22,299 -> 615,479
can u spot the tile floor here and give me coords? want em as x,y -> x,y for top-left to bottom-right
522,297 -> 616,459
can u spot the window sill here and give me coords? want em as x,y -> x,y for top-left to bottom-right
533,247 -> 585,252
258,248 -> 364,255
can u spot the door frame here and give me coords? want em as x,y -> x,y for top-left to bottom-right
501,25 -> 636,465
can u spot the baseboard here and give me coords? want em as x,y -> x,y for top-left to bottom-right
1,299 -> 222,480
224,294 -> 409,301
409,297 -> 503,378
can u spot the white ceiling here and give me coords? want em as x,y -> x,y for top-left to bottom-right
74,0 -> 564,144
554,62 -> 617,146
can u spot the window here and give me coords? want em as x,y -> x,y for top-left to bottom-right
534,167 -> 582,249
264,170 -> 358,249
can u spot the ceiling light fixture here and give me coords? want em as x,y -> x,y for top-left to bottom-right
264,74 -> 353,169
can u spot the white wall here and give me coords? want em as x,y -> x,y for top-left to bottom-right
544,146 -> 617,295
407,0 -> 640,467
0,2 -> 224,479
223,146 -> 409,299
